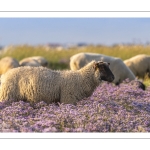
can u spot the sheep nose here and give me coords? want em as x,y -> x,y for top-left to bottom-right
111,75 -> 115,81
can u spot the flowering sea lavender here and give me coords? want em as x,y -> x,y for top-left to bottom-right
1,80 -> 150,132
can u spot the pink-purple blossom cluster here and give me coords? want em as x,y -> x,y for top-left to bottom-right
0,79 -> 150,132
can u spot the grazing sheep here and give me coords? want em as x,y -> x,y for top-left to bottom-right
19,56 -> 48,67
70,52 -> 136,85
0,56 -> 19,75
124,54 -> 150,78
20,59 -> 41,67
0,61 -> 114,105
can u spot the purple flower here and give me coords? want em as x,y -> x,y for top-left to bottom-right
1,81 -> 150,132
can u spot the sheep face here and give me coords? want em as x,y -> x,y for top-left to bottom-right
43,62 -> 48,67
94,61 -> 114,82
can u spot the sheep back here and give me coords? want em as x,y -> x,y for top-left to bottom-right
19,56 -> 48,67
124,54 -> 150,78
0,61 -> 114,104
0,56 -> 19,75
70,52 -> 135,84
0,66 -> 61,103
20,59 -> 41,67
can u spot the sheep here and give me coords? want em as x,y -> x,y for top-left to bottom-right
0,56 -> 20,75
19,56 -> 48,67
0,61 -> 114,105
20,59 -> 41,67
70,52 -> 136,85
124,54 -> 150,79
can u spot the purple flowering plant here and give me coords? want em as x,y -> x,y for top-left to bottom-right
0,79 -> 150,132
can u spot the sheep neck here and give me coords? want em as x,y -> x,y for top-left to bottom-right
78,66 -> 100,97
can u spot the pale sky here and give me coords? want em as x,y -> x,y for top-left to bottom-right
0,18 -> 150,46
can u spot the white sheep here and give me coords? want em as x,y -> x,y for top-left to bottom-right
0,56 -> 20,75
19,56 -> 48,67
70,52 -> 136,85
0,61 -> 114,105
124,54 -> 150,78
20,59 -> 41,67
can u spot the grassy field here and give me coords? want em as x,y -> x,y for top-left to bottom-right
1,44 -> 150,86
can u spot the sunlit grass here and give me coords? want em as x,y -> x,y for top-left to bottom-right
143,74 -> 150,87
1,44 -> 150,86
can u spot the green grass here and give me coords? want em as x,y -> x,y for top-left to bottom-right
1,44 -> 150,86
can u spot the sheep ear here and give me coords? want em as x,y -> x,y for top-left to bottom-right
107,62 -> 110,66
93,62 -> 98,70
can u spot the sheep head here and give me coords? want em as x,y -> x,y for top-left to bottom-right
94,61 -> 114,82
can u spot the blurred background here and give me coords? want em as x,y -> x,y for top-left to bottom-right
1,18 -> 150,85
1,18 -> 150,46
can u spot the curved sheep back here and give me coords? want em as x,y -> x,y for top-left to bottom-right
124,54 -> 150,78
20,59 -> 41,67
0,56 -> 20,75
0,66 -> 57,103
32,56 -> 48,67
70,52 -> 135,84
70,53 -> 87,70
19,56 -> 48,67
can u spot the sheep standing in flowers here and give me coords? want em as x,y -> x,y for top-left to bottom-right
0,56 -> 19,75
19,56 -> 48,67
0,61 -> 114,105
70,52 -> 146,90
124,54 -> 150,79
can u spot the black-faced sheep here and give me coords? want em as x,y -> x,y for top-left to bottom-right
70,52 -> 146,90
0,61 -> 114,105
70,52 -> 135,85
0,56 -> 20,75
19,56 -> 48,67
124,54 -> 150,79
